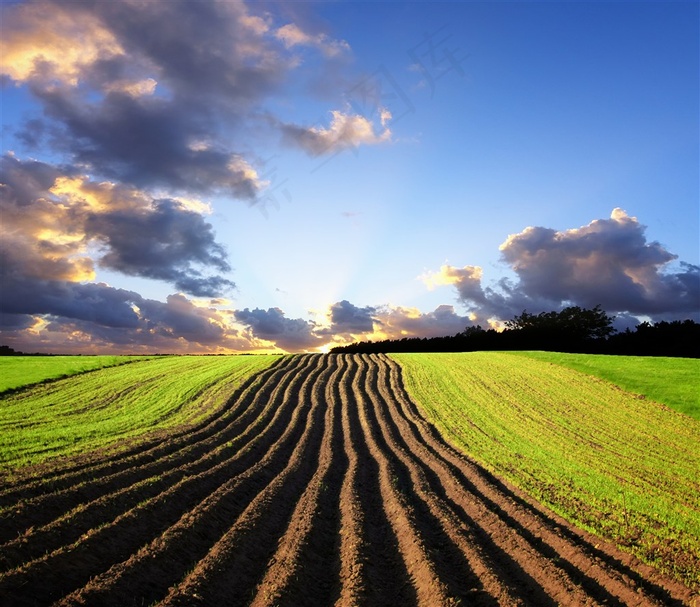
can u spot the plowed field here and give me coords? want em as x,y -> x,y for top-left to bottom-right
0,354 -> 694,606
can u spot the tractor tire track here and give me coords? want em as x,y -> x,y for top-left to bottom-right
0,353 -> 695,607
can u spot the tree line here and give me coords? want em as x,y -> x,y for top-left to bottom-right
331,306 -> 700,358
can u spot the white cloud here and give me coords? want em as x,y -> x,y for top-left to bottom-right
104,78 -> 157,97
275,23 -> 350,57
279,110 -> 392,156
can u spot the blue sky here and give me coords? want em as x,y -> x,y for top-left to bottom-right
1,0 -> 698,353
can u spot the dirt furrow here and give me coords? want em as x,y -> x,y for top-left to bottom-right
0,356 -> 297,542
334,354 -> 370,607
157,355 -> 338,606
0,356 -> 314,570
333,354 -> 417,607
54,354 -> 330,607
379,353 -> 694,606
248,354 -> 345,607
0,356 -> 290,504
0,353 -> 695,607
0,355 -> 322,606
371,355 -> 589,603
366,354 -> 529,605
373,355 -> 601,604
350,354 -> 458,607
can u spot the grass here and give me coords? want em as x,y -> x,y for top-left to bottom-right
506,351 -> 700,420
392,351 -> 700,589
0,355 -> 154,393
0,355 -> 277,471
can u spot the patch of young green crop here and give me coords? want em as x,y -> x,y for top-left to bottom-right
0,355 -> 155,393
0,355 -> 278,471
392,352 -> 700,589
506,351 -> 700,420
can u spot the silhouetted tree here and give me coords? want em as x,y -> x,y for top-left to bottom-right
505,305 -> 615,341
330,309 -> 698,357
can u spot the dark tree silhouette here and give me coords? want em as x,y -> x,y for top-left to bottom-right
505,305 -> 615,340
331,307 -> 699,357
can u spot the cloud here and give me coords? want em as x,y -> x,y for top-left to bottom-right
1,0 -> 287,99
0,1 -> 404,354
422,264 -> 483,294
23,85 -> 267,199
499,208 -> 698,316
0,281 -> 251,354
0,277 -> 241,354
373,304 -> 474,339
0,1 -> 412,355
234,307 -> 323,352
1,4 -> 123,86
421,264 -> 524,323
1,154 -> 234,297
279,109 -> 392,156
138,294 -> 235,345
232,300 -> 473,352
84,197 -> 233,297
326,299 -> 377,334
1,0 -> 345,200
0,278 -> 139,330
428,209 -> 700,324
315,301 -> 474,346
275,23 -> 350,57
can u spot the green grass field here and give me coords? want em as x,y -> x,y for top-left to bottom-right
392,351 -> 700,588
507,351 -> 700,419
0,355 -> 277,471
0,355 -> 154,393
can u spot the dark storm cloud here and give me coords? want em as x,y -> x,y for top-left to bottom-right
327,299 -> 376,333
0,153 -> 62,205
234,307 -> 323,351
1,154 -> 234,297
0,313 -> 35,330
0,276 -> 142,329
0,275 -> 244,353
85,197 -> 233,297
3,0 -> 297,198
137,294 -> 232,345
86,0 -> 286,105
28,88 -> 263,199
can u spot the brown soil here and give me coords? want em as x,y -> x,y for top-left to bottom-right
0,353 -> 696,606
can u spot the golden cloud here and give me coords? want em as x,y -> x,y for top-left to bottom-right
1,4 -> 123,85
421,264 -> 483,290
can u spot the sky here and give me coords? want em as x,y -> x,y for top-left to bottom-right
0,0 -> 698,354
